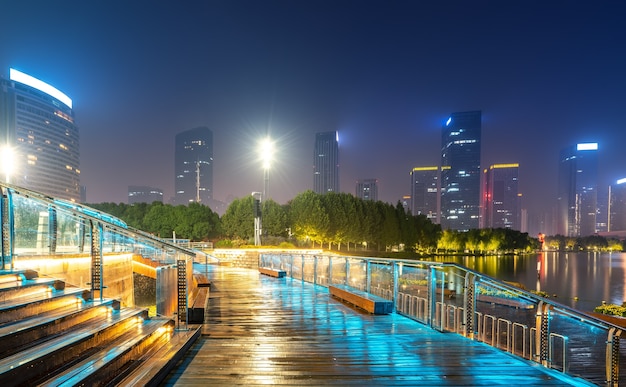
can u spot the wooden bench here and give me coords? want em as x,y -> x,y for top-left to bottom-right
328,285 -> 393,315
259,267 -> 286,278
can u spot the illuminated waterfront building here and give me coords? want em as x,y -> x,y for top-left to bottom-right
410,166 -> 440,223
174,127 -> 213,204
0,68 -> 80,201
128,185 -> 163,204
440,111 -> 482,231
313,131 -> 339,194
609,178 -> 626,232
482,163 -> 521,230
355,178 -> 378,201
557,142 -> 598,237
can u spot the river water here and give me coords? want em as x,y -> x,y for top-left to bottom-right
428,251 -> 626,313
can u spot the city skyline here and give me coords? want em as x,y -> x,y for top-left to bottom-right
1,1 -> 625,229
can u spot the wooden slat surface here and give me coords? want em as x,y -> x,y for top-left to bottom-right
162,265 -> 588,386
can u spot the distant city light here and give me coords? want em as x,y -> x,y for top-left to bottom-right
446,117 -> 452,126
9,68 -> 72,109
576,142 -> 598,151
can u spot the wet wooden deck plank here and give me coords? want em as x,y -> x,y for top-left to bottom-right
162,265 -> 585,386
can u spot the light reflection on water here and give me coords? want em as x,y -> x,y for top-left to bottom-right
429,252 -> 626,313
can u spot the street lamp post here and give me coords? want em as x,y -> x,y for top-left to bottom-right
259,137 -> 273,200
252,192 -> 262,246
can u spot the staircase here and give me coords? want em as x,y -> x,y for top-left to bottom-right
0,269 -> 200,386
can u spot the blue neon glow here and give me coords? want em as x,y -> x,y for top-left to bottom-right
9,68 -> 73,109
576,143 -> 598,151
446,117 -> 452,126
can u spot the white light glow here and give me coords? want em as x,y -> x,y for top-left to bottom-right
617,178 -> 626,185
446,117 -> 452,126
259,138 -> 274,170
9,68 -> 72,109
577,143 -> 598,151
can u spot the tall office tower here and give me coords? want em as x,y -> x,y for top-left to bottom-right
174,127 -> 213,205
608,178 -> 626,232
0,68 -> 80,201
410,166 -> 440,223
440,110 -> 482,231
596,187 -> 609,233
482,164 -> 521,230
355,178 -> 378,201
557,143 -> 598,237
313,131 -> 339,194
128,185 -> 164,204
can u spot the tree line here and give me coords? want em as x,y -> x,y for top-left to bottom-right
88,190 -> 563,254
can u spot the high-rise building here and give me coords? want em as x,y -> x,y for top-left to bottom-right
0,68 -> 80,202
174,127 -> 213,204
608,178 -> 626,232
128,185 -> 163,204
482,163 -> 521,230
440,110 -> 482,231
313,131 -> 339,194
355,178 -> 378,201
557,143 -> 598,237
410,166 -> 440,222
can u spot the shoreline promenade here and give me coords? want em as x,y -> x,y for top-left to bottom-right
162,264 -> 591,386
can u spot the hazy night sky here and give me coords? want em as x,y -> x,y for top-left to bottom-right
1,1 -> 625,224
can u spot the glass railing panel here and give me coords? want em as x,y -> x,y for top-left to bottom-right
547,306 -> 610,384
315,256 -> 330,286
302,255 -> 317,283
370,261 -> 393,299
330,256 -> 347,285
397,263 -> 430,323
292,255 -> 303,280
12,194 -> 50,256
473,277 -> 539,356
346,258 -> 367,291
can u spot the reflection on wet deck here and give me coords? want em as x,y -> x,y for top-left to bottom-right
162,265 -> 588,386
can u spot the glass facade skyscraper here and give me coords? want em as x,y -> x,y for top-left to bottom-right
410,166 -> 440,222
174,127 -> 213,204
128,185 -> 163,204
0,68 -> 80,202
558,143 -> 598,237
440,110 -> 482,231
482,163 -> 520,230
313,131 -> 339,194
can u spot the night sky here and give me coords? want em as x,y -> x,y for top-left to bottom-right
1,1 -> 625,225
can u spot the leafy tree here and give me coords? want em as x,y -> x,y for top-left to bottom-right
288,190 -> 329,247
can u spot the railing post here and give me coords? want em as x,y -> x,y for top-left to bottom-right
48,206 -> 57,255
328,256 -> 333,286
392,261 -> 399,312
345,257 -> 350,286
314,255 -> 318,284
464,272 -> 476,339
366,260 -> 371,293
177,255 -> 188,330
606,327 -> 621,386
0,188 -> 14,270
535,301 -> 550,366
90,220 -> 103,301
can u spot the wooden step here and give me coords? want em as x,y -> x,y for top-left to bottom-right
116,326 -> 201,386
0,298 -> 119,358
0,286 -> 90,324
38,317 -> 175,387
0,308 -> 148,386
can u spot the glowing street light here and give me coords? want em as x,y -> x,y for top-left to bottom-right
259,137 -> 274,200
0,145 -> 15,184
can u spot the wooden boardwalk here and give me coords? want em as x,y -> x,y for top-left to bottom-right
162,265 -> 591,386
